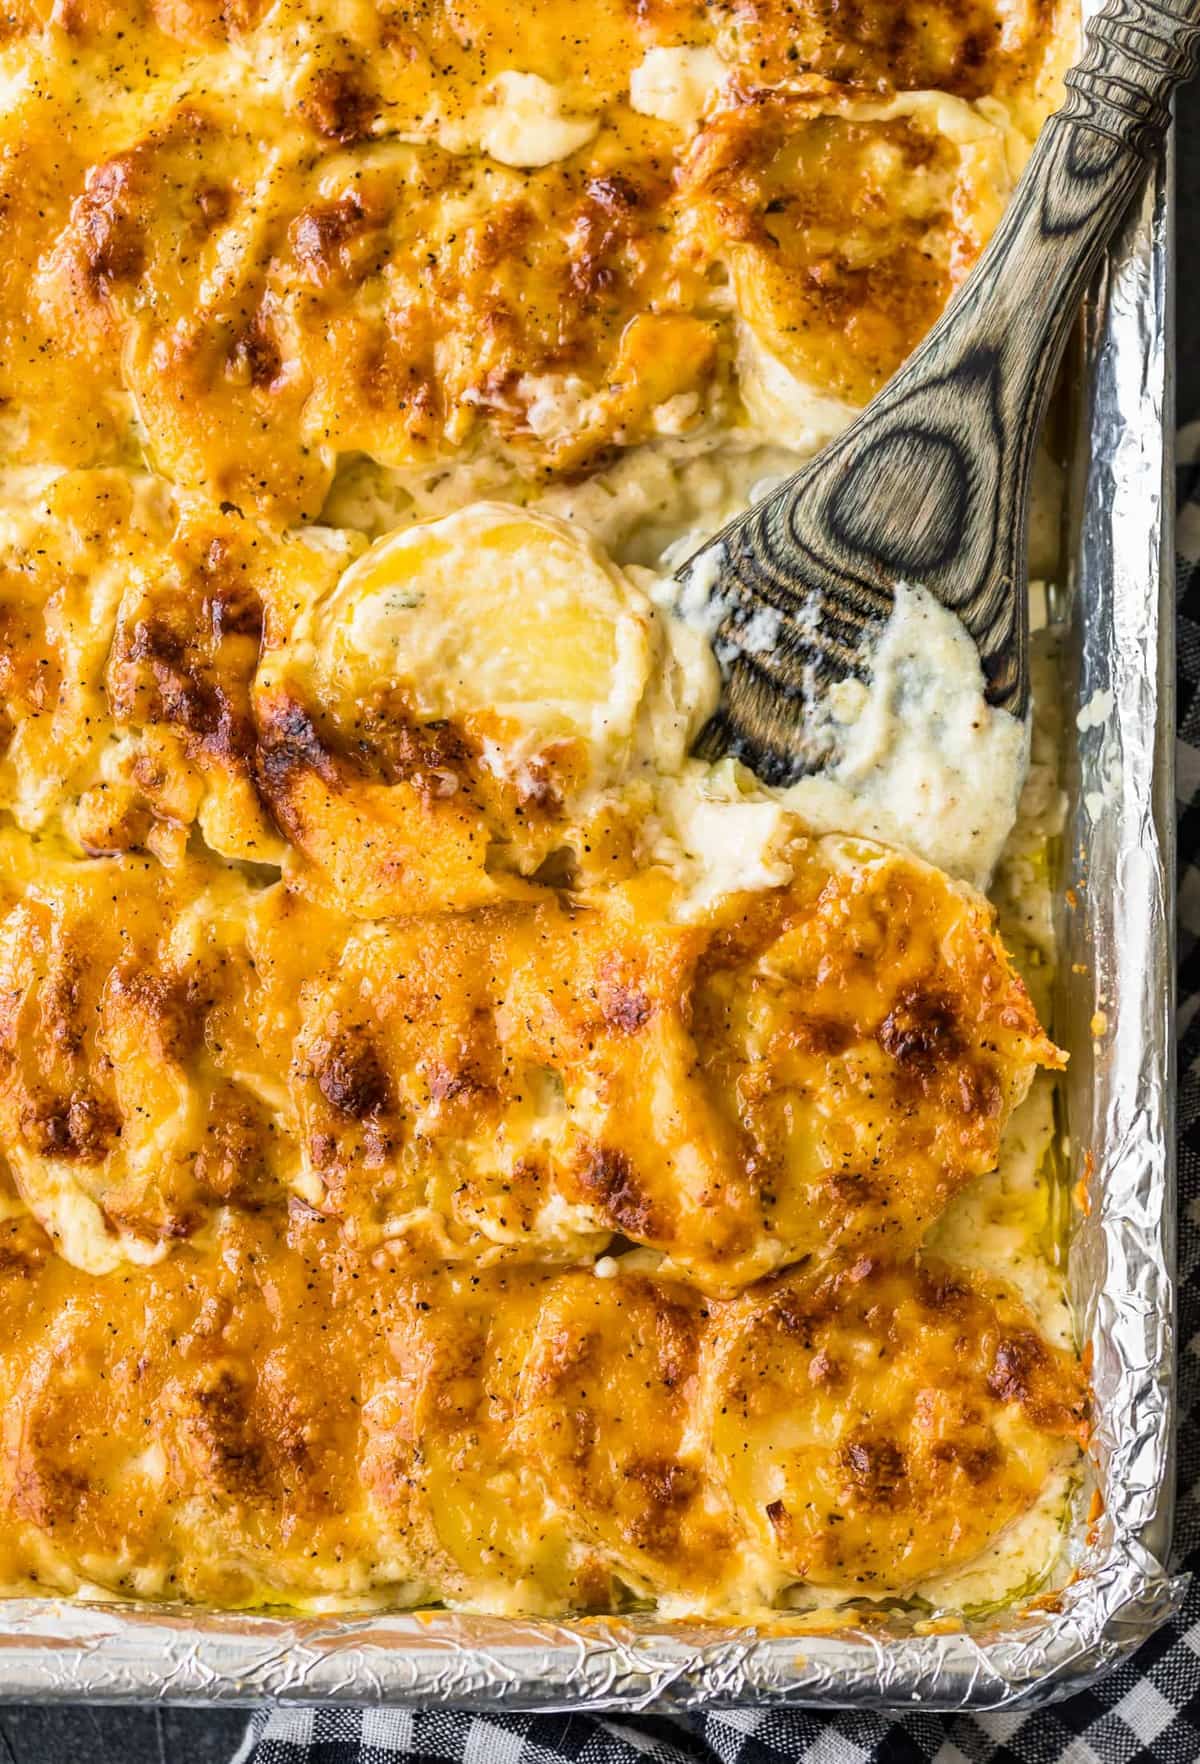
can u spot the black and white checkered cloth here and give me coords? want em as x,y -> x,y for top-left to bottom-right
234,430 -> 1200,1764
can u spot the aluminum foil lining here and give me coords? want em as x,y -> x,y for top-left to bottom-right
0,141 -> 1180,1719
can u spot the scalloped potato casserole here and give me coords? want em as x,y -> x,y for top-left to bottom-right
0,0 -> 1088,1617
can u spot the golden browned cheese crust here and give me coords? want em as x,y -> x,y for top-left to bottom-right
0,0 -> 1084,1616
0,817 -> 1058,1288
0,1212 -> 1086,1610
0,0 -> 1072,518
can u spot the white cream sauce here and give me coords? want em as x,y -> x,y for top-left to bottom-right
783,583 -> 1029,890
628,45 -> 729,132
397,70 -> 599,166
658,577 -> 1028,896
469,72 -> 599,168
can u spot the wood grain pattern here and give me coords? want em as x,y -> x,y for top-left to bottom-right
685,0 -> 1200,785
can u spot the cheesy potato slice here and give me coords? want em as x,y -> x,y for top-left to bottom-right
319,505 -> 653,751
0,832 -> 303,1269
681,88 -> 1014,424
702,1257 -> 1087,1595
360,1268 -> 626,1613
257,503 -> 676,913
0,1211 -> 433,1608
0,470 -> 361,864
510,1268 -> 742,1604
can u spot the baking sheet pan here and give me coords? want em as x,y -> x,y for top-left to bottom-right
0,127 -> 1178,1717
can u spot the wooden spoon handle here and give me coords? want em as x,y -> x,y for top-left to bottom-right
687,0 -> 1198,773
1066,0 -> 1200,152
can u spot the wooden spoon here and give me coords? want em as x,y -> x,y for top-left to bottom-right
680,0 -> 1200,785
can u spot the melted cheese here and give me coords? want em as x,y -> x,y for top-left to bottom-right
0,0 -> 1070,520
0,0 -> 1086,1623
0,1218 -> 1086,1613
0,818 -> 1060,1291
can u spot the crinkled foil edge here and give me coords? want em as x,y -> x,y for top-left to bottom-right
0,134 -> 1180,1717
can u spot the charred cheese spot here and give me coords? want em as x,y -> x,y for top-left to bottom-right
22,1090 -> 120,1162
877,984 -> 965,1069
573,1143 -> 660,1239
297,64 -> 379,146
173,1361 -> 272,1500
311,1031 -> 392,1120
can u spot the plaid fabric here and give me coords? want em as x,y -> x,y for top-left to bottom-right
236,432 -> 1200,1764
